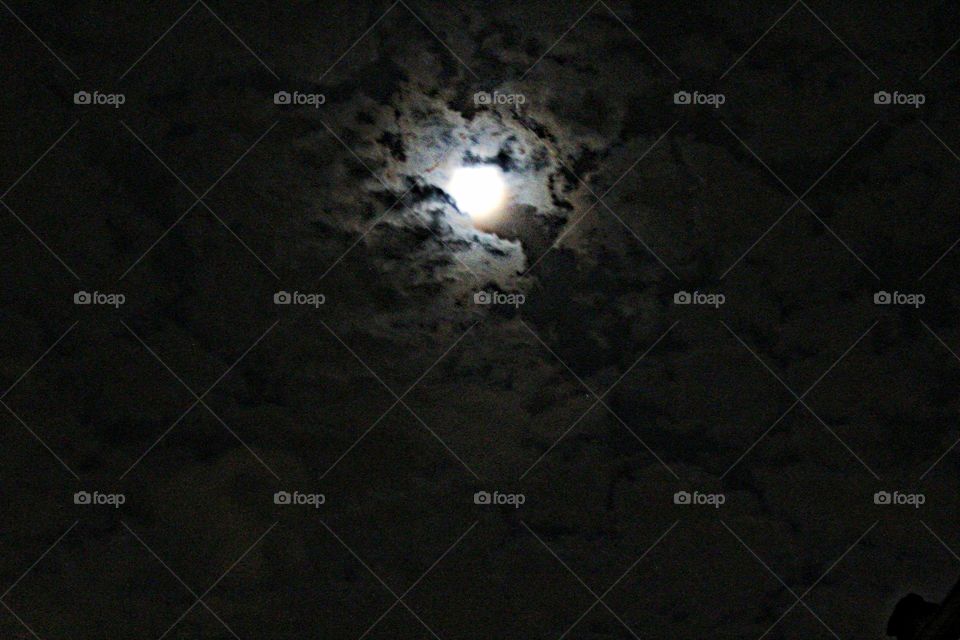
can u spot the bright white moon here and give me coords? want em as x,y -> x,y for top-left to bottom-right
447,166 -> 507,223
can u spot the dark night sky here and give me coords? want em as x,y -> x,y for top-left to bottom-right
2,1 -> 960,638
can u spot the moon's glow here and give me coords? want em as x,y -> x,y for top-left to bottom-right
447,166 -> 508,223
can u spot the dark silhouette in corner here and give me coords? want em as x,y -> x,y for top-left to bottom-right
889,579 -> 960,639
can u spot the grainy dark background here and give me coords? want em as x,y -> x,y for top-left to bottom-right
2,1 -> 960,638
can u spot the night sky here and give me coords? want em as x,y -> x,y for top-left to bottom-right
2,1 -> 960,638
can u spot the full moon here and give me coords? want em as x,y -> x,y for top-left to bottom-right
447,166 -> 508,224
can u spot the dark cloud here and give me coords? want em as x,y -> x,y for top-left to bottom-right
3,1 -> 960,638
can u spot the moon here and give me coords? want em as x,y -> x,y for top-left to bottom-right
446,165 -> 508,224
